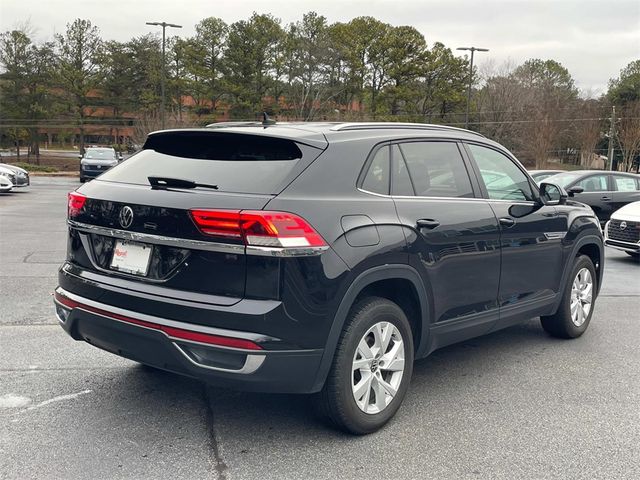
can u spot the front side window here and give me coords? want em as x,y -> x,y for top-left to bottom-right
575,175 -> 609,192
361,146 -> 390,195
396,141 -> 473,198
613,175 -> 639,191
468,144 -> 534,201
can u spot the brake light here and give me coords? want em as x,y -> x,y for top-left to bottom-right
190,210 -> 327,248
68,192 -> 87,217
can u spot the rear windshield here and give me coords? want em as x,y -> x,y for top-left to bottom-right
98,131 -> 318,194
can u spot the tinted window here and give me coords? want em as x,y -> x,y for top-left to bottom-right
576,175 -> 608,192
98,132 -> 315,194
362,146 -> 390,195
391,145 -> 414,196
613,175 -> 639,191
397,142 -> 473,198
468,144 -> 534,201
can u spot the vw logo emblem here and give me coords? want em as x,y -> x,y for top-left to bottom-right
119,206 -> 134,229
620,221 -> 627,230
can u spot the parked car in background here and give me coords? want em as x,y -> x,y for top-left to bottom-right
544,170 -> 640,225
0,166 -> 14,193
80,147 -> 122,183
529,169 -> 564,184
604,201 -> 640,258
55,122 -> 605,434
0,163 -> 30,188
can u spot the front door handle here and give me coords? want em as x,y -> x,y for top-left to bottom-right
499,217 -> 516,228
601,196 -> 611,201
417,219 -> 440,230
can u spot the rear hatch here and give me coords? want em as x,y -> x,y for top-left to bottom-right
67,129 -> 326,305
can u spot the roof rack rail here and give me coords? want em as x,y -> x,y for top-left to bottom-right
205,121 -> 263,128
329,122 -> 485,138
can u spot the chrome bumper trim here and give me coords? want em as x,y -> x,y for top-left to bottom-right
68,220 -> 328,257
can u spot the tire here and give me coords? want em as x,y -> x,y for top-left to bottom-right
316,296 -> 414,435
79,176 -> 85,183
541,255 -> 597,339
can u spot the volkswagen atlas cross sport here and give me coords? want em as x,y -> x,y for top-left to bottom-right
55,122 -> 604,434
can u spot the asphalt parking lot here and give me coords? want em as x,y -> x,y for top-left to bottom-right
1,177 -> 639,480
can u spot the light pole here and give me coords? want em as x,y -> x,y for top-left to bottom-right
457,46 -> 489,129
146,21 -> 182,129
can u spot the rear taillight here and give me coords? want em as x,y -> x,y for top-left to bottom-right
190,210 -> 327,248
68,192 -> 87,218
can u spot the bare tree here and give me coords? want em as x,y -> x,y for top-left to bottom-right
132,112 -> 199,147
617,101 -> 640,172
574,99 -> 603,167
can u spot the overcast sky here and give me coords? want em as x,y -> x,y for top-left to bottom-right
1,0 -> 638,93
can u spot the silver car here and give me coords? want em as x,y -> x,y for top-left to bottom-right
0,163 -> 30,188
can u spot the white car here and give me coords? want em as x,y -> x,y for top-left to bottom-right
0,163 -> 29,187
0,165 -> 15,193
604,201 -> 640,258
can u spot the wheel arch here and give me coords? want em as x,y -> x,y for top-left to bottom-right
310,264 -> 429,392
553,233 -> 604,313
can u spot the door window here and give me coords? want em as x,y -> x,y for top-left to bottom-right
613,175 -> 639,191
397,142 -> 473,198
467,144 -> 534,201
575,175 -> 609,192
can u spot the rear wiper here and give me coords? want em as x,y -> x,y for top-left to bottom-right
148,176 -> 218,190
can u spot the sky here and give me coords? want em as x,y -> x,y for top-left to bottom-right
1,0 -> 638,94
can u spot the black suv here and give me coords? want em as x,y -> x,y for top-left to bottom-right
55,122 -> 604,434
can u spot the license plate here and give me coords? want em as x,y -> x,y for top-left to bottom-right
110,240 -> 152,276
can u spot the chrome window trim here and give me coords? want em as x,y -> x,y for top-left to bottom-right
68,220 -> 327,257
357,187 -> 487,202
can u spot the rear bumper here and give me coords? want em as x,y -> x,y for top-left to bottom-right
54,287 -> 324,393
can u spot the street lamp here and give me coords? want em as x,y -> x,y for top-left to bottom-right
457,46 -> 489,129
146,21 -> 182,129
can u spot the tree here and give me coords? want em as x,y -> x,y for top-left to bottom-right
617,101 -> 640,172
225,13 -> 284,117
0,29 -> 55,163
185,17 -> 228,118
415,43 -> 468,121
608,60 -> 640,106
383,26 -> 428,116
574,99 -> 604,167
285,12 -> 334,120
513,59 -> 578,167
55,19 -> 103,154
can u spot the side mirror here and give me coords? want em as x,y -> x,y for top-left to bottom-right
78,155 -> 83,159
539,182 -> 568,205
567,186 -> 584,197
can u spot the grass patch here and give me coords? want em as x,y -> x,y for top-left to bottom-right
10,162 -> 59,173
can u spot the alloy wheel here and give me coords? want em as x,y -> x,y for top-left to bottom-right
570,267 -> 593,327
351,321 -> 406,414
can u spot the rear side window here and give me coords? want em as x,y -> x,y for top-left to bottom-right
361,146 -> 390,195
98,131 -> 318,194
397,141 -> 474,198
468,144 -> 534,201
613,175 -> 639,191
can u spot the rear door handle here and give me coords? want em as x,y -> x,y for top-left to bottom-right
601,196 -> 611,201
499,217 -> 516,227
417,219 -> 440,230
